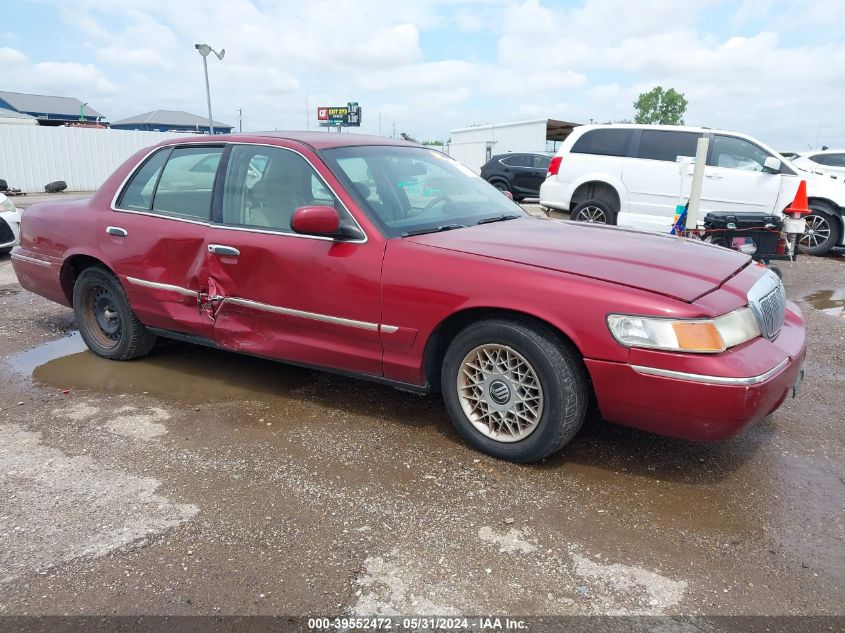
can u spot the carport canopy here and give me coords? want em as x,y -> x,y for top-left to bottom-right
546,119 -> 580,142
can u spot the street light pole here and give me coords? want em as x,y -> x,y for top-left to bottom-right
194,43 -> 225,135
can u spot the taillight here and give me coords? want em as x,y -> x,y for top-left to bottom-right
547,156 -> 562,177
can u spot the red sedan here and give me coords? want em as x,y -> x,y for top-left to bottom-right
12,132 -> 806,462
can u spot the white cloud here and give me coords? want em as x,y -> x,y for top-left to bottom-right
1,0 -> 844,146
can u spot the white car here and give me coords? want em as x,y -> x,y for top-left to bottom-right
790,150 -> 845,180
0,192 -> 21,254
540,124 -> 845,255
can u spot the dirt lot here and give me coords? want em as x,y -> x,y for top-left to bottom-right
0,233 -> 843,619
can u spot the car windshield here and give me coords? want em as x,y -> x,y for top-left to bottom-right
321,145 -> 527,237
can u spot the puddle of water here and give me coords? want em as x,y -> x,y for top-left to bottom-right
9,332 -> 311,405
0,288 -> 19,296
803,289 -> 845,318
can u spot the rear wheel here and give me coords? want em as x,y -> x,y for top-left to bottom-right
441,318 -> 588,462
73,266 -> 156,360
571,200 -> 616,225
490,180 -> 510,195
799,206 -> 840,256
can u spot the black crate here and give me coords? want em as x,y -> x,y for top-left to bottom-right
702,212 -> 783,257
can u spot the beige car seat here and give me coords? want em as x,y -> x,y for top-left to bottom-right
248,155 -> 309,229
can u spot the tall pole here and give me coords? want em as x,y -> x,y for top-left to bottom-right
202,55 -> 214,135
237,108 -> 242,133
305,95 -> 310,131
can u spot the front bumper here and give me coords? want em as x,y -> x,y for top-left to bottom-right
585,303 -> 806,441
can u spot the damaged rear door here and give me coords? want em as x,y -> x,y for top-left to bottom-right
105,144 -> 224,340
203,142 -> 384,375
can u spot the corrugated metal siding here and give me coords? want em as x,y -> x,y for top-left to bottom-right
0,125 -> 187,192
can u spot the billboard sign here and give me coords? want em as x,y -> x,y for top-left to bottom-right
317,102 -> 361,127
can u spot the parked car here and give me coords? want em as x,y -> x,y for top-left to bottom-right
12,132 -> 806,462
540,124 -> 845,255
0,192 -> 21,254
790,150 -> 845,180
480,153 -> 550,201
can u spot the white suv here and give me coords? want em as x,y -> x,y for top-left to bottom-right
790,150 -> 845,180
540,124 -> 845,255
0,192 -> 21,255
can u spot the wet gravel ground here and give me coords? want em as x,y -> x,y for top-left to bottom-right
0,244 -> 843,618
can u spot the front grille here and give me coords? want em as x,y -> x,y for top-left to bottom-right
748,272 -> 786,340
0,218 -> 13,245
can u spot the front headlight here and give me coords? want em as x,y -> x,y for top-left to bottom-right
607,308 -> 760,353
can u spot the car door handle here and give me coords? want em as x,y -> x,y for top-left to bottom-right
705,174 -> 723,179
106,226 -> 128,237
208,244 -> 240,257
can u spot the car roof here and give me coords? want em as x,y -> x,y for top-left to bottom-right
799,148 -> 845,156
156,130 -> 420,151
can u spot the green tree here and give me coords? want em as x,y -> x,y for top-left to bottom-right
633,86 -> 688,125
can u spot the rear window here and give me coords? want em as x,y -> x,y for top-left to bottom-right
637,130 -> 701,162
570,129 -> 633,157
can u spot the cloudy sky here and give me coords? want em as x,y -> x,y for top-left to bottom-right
2,0 -> 844,149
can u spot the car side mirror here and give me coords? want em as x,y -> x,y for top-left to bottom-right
501,190 -> 514,200
290,206 -> 364,241
763,156 -> 782,174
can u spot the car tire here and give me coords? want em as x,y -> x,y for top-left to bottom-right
0,179 -> 7,192
73,266 -> 156,360
571,200 -> 616,225
798,204 -> 841,256
441,318 -> 589,463
489,180 -> 511,195
44,180 -> 68,194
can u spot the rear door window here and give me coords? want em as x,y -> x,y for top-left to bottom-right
151,147 -> 223,220
501,154 -> 531,167
570,129 -> 633,157
637,130 -> 701,162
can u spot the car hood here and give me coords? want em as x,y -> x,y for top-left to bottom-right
406,218 -> 750,302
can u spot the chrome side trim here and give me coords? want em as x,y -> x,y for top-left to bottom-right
11,253 -> 52,267
126,276 -> 196,298
631,358 -> 790,386
125,275 -> 395,333
225,297 -> 379,331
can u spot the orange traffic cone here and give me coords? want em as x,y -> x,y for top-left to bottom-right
784,180 -> 811,216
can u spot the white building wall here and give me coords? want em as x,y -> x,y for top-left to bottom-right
446,120 -> 549,173
0,125 -> 188,192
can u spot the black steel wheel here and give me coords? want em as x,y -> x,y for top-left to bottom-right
73,266 -> 156,360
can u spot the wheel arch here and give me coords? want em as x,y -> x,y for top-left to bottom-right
569,178 -> 623,213
60,253 -> 114,306
422,306 -> 589,392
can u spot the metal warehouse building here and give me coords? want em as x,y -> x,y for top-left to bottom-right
0,90 -> 105,125
111,110 -> 233,134
446,118 -> 580,173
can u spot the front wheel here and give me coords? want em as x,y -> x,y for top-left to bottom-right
441,318 -> 589,462
571,200 -> 616,225
799,207 -> 841,256
73,266 -> 156,360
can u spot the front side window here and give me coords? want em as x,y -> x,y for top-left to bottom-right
152,146 -> 223,220
221,145 -> 341,232
637,130 -> 701,162
570,129 -> 633,157
708,135 -> 771,172
323,146 -> 527,238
